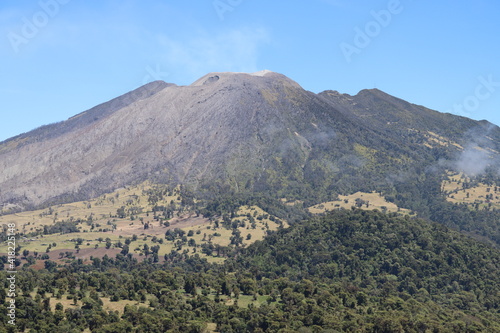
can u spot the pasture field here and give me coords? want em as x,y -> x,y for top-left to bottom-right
308,191 -> 412,215
0,182 -> 286,264
442,171 -> 500,210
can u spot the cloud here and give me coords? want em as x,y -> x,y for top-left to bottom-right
156,27 -> 270,80
442,124 -> 500,176
306,129 -> 337,148
454,145 -> 492,176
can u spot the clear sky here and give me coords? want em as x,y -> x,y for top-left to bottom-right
1,0 -> 499,142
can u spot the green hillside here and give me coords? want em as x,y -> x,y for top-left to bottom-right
2,209 -> 500,332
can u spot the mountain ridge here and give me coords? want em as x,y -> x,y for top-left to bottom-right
0,80 -> 173,150
1,71 -> 499,215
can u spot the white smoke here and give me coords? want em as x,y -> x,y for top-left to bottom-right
454,145 -> 492,176
447,124 -> 500,176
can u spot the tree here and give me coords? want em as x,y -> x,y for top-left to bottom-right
117,206 -> 126,218
121,244 -> 129,255
44,260 -> 57,271
184,278 -> 196,296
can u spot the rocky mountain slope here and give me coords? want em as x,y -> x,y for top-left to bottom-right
1,71 -> 499,213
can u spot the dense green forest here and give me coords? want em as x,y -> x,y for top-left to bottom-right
2,209 -> 500,332
199,168 -> 500,249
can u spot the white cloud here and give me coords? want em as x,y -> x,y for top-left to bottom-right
454,145 -> 492,176
441,124 -> 500,176
156,28 -> 270,81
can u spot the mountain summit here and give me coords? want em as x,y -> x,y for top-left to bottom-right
1,71 -> 499,212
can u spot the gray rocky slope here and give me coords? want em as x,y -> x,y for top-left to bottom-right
1,71 -> 499,211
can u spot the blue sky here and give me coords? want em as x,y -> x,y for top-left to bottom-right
1,0 -> 499,142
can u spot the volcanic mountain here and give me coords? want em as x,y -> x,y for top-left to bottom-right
1,71 -> 499,214
3,72 -> 500,333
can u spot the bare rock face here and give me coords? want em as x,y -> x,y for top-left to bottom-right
0,71 -> 328,208
1,71 -> 499,211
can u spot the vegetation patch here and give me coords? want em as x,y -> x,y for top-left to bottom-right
0,182 -> 287,265
308,191 -> 413,215
2,210 -> 500,332
442,171 -> 500,210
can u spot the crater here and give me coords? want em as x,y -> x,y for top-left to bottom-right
203,75 -> 220,85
